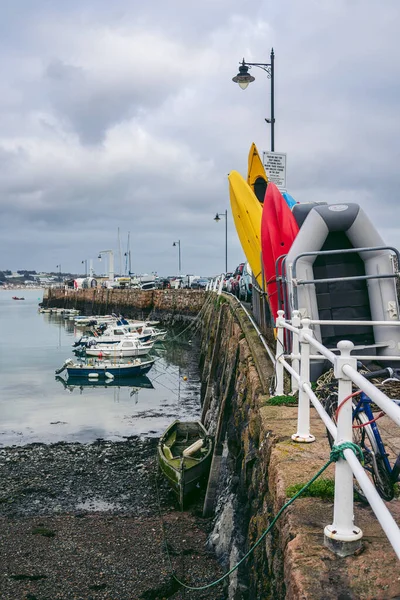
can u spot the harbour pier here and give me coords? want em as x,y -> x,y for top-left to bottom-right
42,286 -> 400,598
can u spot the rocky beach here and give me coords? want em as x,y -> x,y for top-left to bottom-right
0,438 -> 226,599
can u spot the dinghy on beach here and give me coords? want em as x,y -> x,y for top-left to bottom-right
158,420 -> 212,509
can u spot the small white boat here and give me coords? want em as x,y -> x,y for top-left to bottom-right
85,338 -> 154,358
143,326 -> 167,342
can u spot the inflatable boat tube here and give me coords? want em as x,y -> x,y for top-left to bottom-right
285,203 -> 400,366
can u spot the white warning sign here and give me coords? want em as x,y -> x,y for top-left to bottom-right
263,151 -> 287,190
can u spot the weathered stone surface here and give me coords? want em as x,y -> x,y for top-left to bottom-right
44,287 -> 206,320
200,292 -> 400,600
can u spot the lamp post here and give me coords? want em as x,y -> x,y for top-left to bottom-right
56,264 -> 61,282
81,260 -> 88,277
172,240 -> 181,276
98,250 -> 114,283
214,210 -> 228,273
232,48 -> 275,151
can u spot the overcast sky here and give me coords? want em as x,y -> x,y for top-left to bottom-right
1,0 -> 399,277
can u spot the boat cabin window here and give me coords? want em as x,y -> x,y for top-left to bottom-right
122,341 -> 134,347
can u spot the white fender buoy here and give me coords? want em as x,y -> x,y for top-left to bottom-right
105,372 -> 114,379
88,373 -> 99,379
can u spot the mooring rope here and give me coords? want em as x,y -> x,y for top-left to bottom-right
168,293 -> 214,343
155,442 -> 362,592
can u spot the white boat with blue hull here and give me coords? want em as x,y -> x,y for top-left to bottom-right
55,357 -> 155,378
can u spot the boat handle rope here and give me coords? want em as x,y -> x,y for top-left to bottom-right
155,441 -> 362,591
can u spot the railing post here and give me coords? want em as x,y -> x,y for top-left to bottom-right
324,340 -> 363,556
292,318 -> 315,443
217,276 -> 223,295
213,278 -> 218,292
274,310 -> 285,396
291,309 -> 300,394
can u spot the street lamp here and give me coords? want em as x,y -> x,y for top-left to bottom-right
172,240 -> 181,276
98,250 -> 114,283
56,264 -> 61,282
214,210 -> 228,273
81,259 -> 88,277
232,48 -> 275,151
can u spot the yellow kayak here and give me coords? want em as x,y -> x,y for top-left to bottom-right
247,142 -> 268,204
228,170 -> 263,286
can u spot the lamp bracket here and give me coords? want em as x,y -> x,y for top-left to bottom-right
242,62 -> 272,78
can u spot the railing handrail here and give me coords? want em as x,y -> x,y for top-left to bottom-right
308,320 -> 400,327
208,285 -> 400,559
291,245 -> 400,279
275,311 -> 400,558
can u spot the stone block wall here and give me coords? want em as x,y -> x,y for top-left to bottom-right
44,288 -> 206,321
199,293 -> 400,600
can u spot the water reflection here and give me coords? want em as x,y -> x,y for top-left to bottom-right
55,374 -> 154,392
0,291 -> 202,446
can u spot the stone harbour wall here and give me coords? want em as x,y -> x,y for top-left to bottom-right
44,287 -> 206,322
199,293 -> 400,600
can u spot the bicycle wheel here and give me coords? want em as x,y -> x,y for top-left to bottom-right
352,410 -> 395,501
322,393 -> 395,502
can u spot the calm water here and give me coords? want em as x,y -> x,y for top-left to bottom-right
0,289 -> 202,446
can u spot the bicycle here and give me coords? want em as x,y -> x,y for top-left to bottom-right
321,366 -> 400,502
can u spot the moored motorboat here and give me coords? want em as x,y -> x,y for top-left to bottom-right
55,357 -> 155,378
158,420 -> 213,508
84,338 -> 154,358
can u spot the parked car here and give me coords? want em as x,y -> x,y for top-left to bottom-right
229,263 -> 245,297
157,278 -> 171,289
169,277 -> 183,289
222,272 -> 233,290
238,262 -> 252,302
191,277 -> 209,290
182,274 -> 200,288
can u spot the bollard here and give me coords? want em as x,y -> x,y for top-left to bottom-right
324,340 -> 363,556
274,310 -> 285,396
291,310 -> 300,394
292,318 -> 315,443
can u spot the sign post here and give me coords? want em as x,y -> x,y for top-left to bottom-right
263,151 -> 287,190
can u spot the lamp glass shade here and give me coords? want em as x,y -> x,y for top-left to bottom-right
238,81 -> 249,90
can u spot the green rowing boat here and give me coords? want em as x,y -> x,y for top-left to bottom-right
157,420 -> 213,509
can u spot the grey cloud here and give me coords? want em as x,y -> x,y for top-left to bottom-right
1,0 -> 400,274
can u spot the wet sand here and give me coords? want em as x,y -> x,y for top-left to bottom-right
0,439 -> 226,599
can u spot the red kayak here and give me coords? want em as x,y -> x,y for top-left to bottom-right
261,182 -> 299,319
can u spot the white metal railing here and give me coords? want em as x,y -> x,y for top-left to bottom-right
207,286 -> 400,558
275,309 -> 400,558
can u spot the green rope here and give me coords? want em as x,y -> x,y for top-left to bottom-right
330,441 -> 364,465
160,441 -> 362,592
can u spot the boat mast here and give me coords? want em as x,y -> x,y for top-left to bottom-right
125,232 -> 132,275
118,227 -> 122,277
